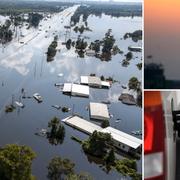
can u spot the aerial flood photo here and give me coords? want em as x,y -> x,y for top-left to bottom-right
0,0 -> 142,179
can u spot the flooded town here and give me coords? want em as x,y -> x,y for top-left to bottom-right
0,0 -> 142,179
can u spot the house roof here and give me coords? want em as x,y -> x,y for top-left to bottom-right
90,102 -> 110,120
101,127 -> 142,149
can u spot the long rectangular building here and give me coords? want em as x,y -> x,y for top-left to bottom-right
62,116 -> 142,153
62,116 -> 102,135
101,127 -> 142,152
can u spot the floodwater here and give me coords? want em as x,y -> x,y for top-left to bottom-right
0,5 -> 142,180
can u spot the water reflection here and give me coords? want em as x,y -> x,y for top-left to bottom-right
0,51 -> 33,75
0,6 -> 142,180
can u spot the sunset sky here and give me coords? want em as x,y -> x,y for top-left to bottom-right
145,0 -> 180,80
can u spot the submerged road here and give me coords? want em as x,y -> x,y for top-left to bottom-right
0,5 -> 78,61
0,5 -> 78,113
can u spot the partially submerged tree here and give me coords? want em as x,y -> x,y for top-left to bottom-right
47,156 -> 92,180
0,144 -> 36,180
66,172 -> 93,180
115,158 -> 141,179
82,131 -> 112,157
104,149 -> 116,166
128,77 -> 142,107
47,36 -> 58,61
125,51 -> 133,60
128,77 -> 141,91
47,157 -> 75,180
47,117 -> 65,145
28,13 -> 43,28
101,119 -> 110,128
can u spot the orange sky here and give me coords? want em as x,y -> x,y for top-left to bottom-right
145,0 -> 180,79
145,0 -> 180,33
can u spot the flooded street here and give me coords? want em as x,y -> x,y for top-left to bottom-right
0,5 -> 142,180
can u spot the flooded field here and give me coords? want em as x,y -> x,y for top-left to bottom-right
0,5 -> 142,180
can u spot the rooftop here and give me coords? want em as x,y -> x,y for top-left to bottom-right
90,102 -> 110,120
71,84 -> 89,97
101,127 -> 142,149
62,83 -> 89,97
62,116 -> 102,135
80,76 -> 110,88
62,116 -> 142,150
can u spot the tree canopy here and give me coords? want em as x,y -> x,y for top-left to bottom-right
128,77 -> 141,91
82,131 -> 112,157
47,117 -> 65,145
0,144 -> 36,180
47,156 -> 75,180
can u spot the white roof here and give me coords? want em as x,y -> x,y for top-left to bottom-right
80,76 -> 110,88
129,46 -> 142,50
71,84 -> 89,97
81,76 -> 89,84
101,81 -> 110,87
101,127 -> 142,149
90,102 -> 110,120
63,83 -> 72,93
63,116 -> 102,134
88,76 -> 101,86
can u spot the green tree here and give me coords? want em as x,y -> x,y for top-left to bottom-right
115,158 -> 141,179
125,51 -> 133,60
89,40 -> 100,53
47,117 -> 65,145
128,77 -> 140,91
104,149 -> 116,165
0,144 -> 36,180
66,39 -> 72,50
28,13 -> 43,28
102,29 -> 115,53
101,119 -> 109,128
47,36 -> 58,61
82,131 -> 112,157
66,172 -> 93,180
47,157 -> 75,180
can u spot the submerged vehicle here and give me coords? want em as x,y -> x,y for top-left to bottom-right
33,93 -> 43,103
15,101 -> 24,108
131,130 -> 142,136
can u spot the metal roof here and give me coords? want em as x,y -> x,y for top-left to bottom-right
80,76 -> 110,88
88,76 -> 101,86
71,84 -> 89,97
90,102 -> 110,120
62,116 -> 102,134
101,81 -> 110,87
101,127 -> 142,149
62,116 -> 142,150
81,76 -> 89,84
62,83 -> 89,97
62,83 -> 72,93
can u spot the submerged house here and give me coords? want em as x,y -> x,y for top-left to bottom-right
119,89 -> 136,105
101,127 -> 142,153
128,46 -> 142,52
89,102 -> 110,121
86,49 -> 96,56
62,115 -> 142,153
62,83 -> 89,97
80,76 -> 110,89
